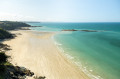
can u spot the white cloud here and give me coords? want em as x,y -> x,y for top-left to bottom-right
0,12 -> 39,21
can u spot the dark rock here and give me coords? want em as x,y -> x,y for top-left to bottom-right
5,65 -> 34,79
31,26 -> 42,27
80,30 -> 98,32
0,43 -> 11,52
62,29 -> 77,31
62,29 -> 98,32
34,76 -> 46,79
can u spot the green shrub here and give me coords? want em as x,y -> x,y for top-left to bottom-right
0,21 -> 31,30
0,52 -> 8,65
0,28 -> 13,39
0,52 -> 8,78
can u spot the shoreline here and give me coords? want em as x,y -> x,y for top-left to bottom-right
3,30 -> 90,79
52,33 -> 103,79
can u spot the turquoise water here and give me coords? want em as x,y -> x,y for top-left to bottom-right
28,22 -> 120,79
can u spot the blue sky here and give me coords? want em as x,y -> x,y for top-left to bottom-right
0,0 -> 120,22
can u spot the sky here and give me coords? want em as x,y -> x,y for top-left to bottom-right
0,0 -> 120,22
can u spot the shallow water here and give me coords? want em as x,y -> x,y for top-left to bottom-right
28,22 -> 120,79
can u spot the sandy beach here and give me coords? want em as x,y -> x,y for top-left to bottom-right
3,30 -> 90,79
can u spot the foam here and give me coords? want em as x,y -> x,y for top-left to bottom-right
52,34 -> 103,79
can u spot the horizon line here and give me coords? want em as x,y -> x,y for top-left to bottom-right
0,20 -> 120,23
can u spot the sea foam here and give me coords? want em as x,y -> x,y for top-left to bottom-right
52,34 -> 103,79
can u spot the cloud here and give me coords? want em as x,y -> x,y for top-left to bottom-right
0,12 -> 39,21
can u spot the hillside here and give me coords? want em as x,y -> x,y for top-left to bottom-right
0,21 -> 35,79
0,21 -> 31,30
0,28 -> 13,39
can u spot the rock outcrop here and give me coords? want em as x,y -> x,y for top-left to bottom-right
62,29 -> 77,31
5,65 -> 34,79
62,29 -> 98,32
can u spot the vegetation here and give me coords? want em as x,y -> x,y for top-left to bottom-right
0,22 -> 14,78
0,28 -> 14,39
0,27 -> 12,75
0,43 -> 11,79
0,21 -> 31,39
0,21 -> 31,30
0,21 -> 43,79
0,43 -> 12,79
0,52 -> 9,79
0,52 -> 9,64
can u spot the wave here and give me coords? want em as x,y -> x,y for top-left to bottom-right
52,34 -> 103,79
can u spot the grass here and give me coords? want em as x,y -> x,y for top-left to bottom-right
0,52 -> 12,79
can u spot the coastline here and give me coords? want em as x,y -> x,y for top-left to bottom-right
3,30 -> 90,79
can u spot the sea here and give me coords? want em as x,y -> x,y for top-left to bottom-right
27,22 -> 120,79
